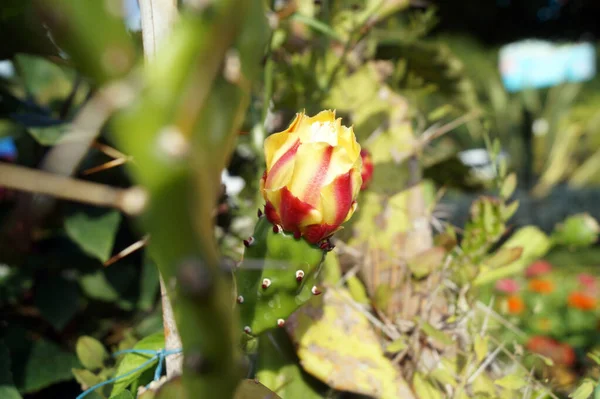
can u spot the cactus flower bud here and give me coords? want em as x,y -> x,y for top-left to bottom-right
359,148 -> 373,190
261,110 -> 362,244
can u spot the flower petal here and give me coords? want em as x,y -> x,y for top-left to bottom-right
264,138 -> 300,189
278,186 -> 322,235
287,142 -> 334,207
318,170 -> 356,226
264,200 -> 281,225
302,223 -> 341,244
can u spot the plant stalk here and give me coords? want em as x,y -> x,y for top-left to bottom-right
138,0 -> 183,377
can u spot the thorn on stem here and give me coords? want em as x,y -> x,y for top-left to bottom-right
243,236 -> 255,247
177,259 -> 213,300
295,270 -> 305,282
311,286 -> 322,296
184,351 -> 213,374
262,278 -> 271,289
237,295 -> 244,304
277,319 -> 285,327
272,224 -> 281,233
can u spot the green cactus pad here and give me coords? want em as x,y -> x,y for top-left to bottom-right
235,216 -> 326,336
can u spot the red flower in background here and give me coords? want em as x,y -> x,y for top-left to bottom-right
578,273 -> 597,290
495,278 -> 519,294
525,260 -> 552,278
567,292 -> 597,311
359,149 -> 373,190
526,336 -> 576,367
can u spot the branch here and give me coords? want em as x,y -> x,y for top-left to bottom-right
0,162 -> 147,215
138,0 -> 183,377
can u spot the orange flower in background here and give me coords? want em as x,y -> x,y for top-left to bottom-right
528,279 -> 555,294
359,149 -> 373,190
261,110 -> 363,244
507,295 -> 525,314
526,336 -> 576,367
525,260 -> 552,278
567,292 -> 597,310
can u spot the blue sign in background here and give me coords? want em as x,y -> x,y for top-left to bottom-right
499,40 -> 596,92
0,137 -> 17,160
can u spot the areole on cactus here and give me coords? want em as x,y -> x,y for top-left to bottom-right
235,110 -> 363,336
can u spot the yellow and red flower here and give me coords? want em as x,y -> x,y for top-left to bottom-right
261,110 -> 362,244
359,149 -> 373,190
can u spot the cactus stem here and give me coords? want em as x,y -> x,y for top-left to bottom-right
184,352 -> 212,374
262,278 -> 272,289
243,236 -> 255,247
277,318 -> 285,327
257,208 -> 263,218
272,224 -> 281,233
243,326 -> 252,335
237,295 -> 244,304
220,257 -> 236,276
156,126 -> 189,159
311,286 -> 322,295
177,259 -> 213,300
295,269 -> 305,282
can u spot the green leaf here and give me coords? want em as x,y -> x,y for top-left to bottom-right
12,338 -> 80,393
415,317 -> 453,347
110,332 -> 164,398
385,339 -> 408,354
112,391 -> 134,399
72,368 -> 103,391
346,275 -> 370,305
474,335 -> 488,363
290,13 -> 344,42
65,209 -> 121,263
483,247 -> 523,269
500,172 -> 517,199
76,336 -> 108,370
138,255 -> 160,311
256,329 -> 326,399
28,125 -> 69,146
494,374 -> 527,390
474,226 -> 552,286
0,341 -> 21,399
570,379 -> 595,399
79,270 -> 120,302
412,372 -> 443,399
587,352 -> 600,365
407,247 -> 446,279
34,274 -> 80,330
234,379 -> 281,399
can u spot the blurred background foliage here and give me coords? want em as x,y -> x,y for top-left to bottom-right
2,0 -> 600,398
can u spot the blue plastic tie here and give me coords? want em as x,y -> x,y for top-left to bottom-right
75,347 -> 183,399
